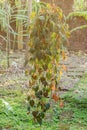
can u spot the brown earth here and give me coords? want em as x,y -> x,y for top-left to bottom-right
68,17 -> 87,52
0,51 -> 87,91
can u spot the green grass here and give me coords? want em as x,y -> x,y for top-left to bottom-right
0,90 -> 59,130
0,73 -> 87,130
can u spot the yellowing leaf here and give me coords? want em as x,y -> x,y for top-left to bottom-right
30,12 -> 36,19
51,32 -> 57,38
59,70 -> 62,76
62,64 -> 67,71
51,84 -> 56,91
49,69 -> 52,73
66,31 -> 70,38
47,3 -> 51,9
28,42 -> 32,47
59,11 -> 63,19
62,51 -> 67,60
58,49 -> 60,53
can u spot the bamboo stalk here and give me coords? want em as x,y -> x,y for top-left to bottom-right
17,0 -> 23,50
24,0 -> 32,66
5,0 -> 10,68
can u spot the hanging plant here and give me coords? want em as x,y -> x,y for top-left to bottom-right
27,3 -> 70,125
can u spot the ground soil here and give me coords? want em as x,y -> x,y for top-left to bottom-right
0,51 -> 87,92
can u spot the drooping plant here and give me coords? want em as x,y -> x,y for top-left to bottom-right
67,11 -> 87,33
67,0 -> 87,33
27,4 -> 70,124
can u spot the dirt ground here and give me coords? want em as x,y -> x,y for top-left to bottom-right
0,50 -> 87,92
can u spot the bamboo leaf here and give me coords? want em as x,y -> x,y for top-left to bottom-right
71,24 -> 87,33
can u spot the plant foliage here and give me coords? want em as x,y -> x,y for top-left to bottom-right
27,4 -> 69,125
68,11 -> 87,20
67,11 -> 87,33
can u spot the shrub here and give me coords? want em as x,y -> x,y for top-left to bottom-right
27,3 -> 70,125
